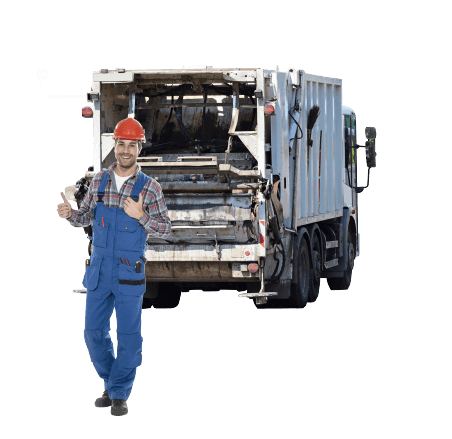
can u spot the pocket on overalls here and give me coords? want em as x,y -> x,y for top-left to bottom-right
82,258 -> 101,291
118,260 -> 146,296
92,217 -> 109,248
116,220 -> 141,251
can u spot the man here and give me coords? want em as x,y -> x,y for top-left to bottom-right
57,118 -> 171,416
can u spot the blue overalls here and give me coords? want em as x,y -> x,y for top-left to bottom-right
82,171 -> 150,401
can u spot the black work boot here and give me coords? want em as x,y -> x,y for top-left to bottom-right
95,390 -> 112,407
111,399 -> 128,416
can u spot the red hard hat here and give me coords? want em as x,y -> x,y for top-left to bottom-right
113,118 -> 145,141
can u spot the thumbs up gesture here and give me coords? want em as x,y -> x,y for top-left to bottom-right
124,192 -> 145,220
58,192 -> 73,219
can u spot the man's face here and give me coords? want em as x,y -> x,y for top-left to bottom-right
115,139 -> 142,169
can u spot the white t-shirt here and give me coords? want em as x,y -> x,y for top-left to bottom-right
114,171 -> 132,193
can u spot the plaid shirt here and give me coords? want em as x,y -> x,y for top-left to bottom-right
67,162 -> 171,240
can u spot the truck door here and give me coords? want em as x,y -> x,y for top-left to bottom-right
344,114 -> 357,210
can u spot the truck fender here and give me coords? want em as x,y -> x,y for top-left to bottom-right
308,224 -> 323,271
291,227 -> 311,284
327,207 -> 351,273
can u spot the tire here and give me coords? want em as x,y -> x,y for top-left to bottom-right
153,283 -> 181,308
254,293 -> 293,308
142,297 -> 154,309
327,229 -> 355,290
286,237 -> 310,308
254,237 -> 310,309
308,233 -> 321,302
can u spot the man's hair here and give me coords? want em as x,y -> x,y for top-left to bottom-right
115,138 -> 142,149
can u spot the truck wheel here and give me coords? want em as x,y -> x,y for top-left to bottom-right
142,297 -> 154,309
153,283 -> 181,308
308,233 -> 321,302
142,282 -> 156,309
254,237 -> 310,309
286,237 -> 310,308
327,230 -> 355,290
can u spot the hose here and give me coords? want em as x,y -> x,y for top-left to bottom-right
289,111 -> 303,141
156,94 -> 174,144
174,90 -> 193,143
269,242 -> 285,282
264,183 -> 286,282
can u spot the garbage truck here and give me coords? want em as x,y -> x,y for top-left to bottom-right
68,67 -> 377,309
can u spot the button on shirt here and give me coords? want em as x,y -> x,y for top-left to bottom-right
67,162 -> 171,240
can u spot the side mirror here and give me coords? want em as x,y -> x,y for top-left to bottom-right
365,127 -> 376,139
365,127 -> 377,168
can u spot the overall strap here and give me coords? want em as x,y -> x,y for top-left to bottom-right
97,172 -> 109,203
130,172 -> 151,201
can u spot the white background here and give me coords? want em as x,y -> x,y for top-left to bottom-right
1,1 -> 451,437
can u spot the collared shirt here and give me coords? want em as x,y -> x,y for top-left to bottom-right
67,162 -> 171,240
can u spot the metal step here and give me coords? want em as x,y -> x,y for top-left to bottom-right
238,292 -> 278,298
324,259 -> 338,269
326,240 -> 338,249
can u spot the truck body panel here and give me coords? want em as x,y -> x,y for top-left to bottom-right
74,67 -> 371,304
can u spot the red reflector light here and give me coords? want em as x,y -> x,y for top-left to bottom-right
264,103 -> 275,116
82,106 -> 93,118
248,263 -> 259,273
245,251 -> 250,256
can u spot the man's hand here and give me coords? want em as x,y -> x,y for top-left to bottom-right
124,192 -> 145,220
58,192 -> 72,219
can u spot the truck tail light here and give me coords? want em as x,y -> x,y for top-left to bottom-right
248,263 -> 259,273
82,106 -> 93,118
264,103 -> 275,116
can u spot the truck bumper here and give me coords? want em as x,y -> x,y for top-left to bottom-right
144,244 -> 261,281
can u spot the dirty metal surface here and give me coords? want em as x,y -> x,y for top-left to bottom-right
235,132 -> 258,160
157,182 -> 260,192
145,244 -> 260,262
231,263 -> 259,278
138,159 -> 219,174
144,153 -> 254,168
162,193 -> 253,222
166,205 -> 251,222
144,261 -> 259,280
136,102 -> 257,109
148,221 -> 256,244
99,85 -> 257,154
130,69 -> 257,83
94,72 -> 134,82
